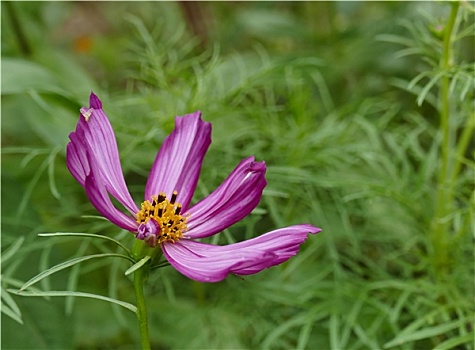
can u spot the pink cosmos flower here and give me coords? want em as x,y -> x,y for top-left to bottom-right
66,93 -> 321,282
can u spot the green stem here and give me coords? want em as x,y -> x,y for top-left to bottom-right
451,111 -> 474,183
431,1 -> 460,278
134,265 -> 151,350
132,240 -> 152,350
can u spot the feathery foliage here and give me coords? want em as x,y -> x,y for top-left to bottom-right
2,2 -> 473,349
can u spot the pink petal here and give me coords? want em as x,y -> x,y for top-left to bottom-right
83,152 -> 138,232
145,112 -> 211,210
66,132 -> 90,187
162,224 -> 320,282
223,224 -> 321,274
184,157 -> 266,239
71,92 -> 138,215
162,239 -> 276,282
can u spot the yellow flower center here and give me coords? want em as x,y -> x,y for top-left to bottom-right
136,191 -> 188,247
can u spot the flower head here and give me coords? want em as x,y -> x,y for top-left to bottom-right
67,93 -> 321,282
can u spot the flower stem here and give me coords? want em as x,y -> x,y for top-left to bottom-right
431,1 -> 460,279
132,240 -> 152,350
134,264 -> 151,350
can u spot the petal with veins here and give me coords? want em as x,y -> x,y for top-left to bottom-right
185,157 -> 266,239
73,93 -> 138,214
145,112 -> 211,210
163,224 -> 320,282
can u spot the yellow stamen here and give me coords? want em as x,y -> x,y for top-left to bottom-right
136,191 -> 188,244
80,108 -> 93,122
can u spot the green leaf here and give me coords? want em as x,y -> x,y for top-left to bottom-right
262,314 -> 307,349
1,286 -> 22,316
383,319 -> 465,348
20,253 -> 134,291
436,333 -> 473,350
1,286 -> 23,324
125,255 -> 151,276
416,71 -> 444,106
1,303 -> 23,324
38,232 -> 131,254
80,215 -> 110,221
1,236 -> 25,263
7,289 -> 137,313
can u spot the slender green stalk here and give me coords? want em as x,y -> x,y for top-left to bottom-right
451,111 -> 474,184
134,265 -> 151,350
131,240 -> 152,350
431,1 -> 460,279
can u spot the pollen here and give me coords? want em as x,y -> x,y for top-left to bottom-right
80,107 -> 94,122
136,191 -> 188,244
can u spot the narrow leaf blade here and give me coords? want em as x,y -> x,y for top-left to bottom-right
125,256 -> 151,276
8,289 -> 137,313
20,253 -> 132,291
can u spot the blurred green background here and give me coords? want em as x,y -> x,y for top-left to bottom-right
1,2 -> 473,349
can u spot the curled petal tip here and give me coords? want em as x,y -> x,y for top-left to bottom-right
299,224 -> 322,234
250,160 -> 266,173
89,92 -> 102,109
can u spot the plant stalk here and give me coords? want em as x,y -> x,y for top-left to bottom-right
431,1 -> 460,279
132,240 -> 152,350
